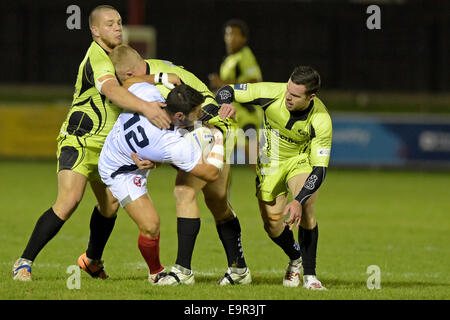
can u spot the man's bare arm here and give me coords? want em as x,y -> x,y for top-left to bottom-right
102,78 -> 171,129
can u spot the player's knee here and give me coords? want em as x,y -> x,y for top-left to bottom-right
212,206 -> 234,224
97,198 -> 120,218
204,189 -> 227,203
139,220 -> 160,239
301,205 -> 316,229
53,195 -> 82,220
262,214 -> 284,237
301,215 -> 316,229
204,193 -> 228,214
174,185 -> 197,204
263,222 -> 284,238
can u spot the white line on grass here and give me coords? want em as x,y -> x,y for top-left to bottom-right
2,261 -> 441,279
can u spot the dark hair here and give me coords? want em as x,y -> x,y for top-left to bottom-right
290,66 -> 321,95
224,19 -> 249,39
165,84 -> 205,115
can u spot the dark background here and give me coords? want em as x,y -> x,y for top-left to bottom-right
1,0 -> 449,92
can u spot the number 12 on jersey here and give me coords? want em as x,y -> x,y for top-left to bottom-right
123,113 -> 149,153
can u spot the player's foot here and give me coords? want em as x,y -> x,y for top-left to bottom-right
12,258 -> 33,281
156,264 -> 195,286
77,253 -> 109,279
303,275 -> 327,290
217,267 -> 252,285
283,257 -> 303,287
148,268 -> 167,285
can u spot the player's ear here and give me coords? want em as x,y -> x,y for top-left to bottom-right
91,26 -> 100,38
309,93 -> 316,101
174,112 -> 185,121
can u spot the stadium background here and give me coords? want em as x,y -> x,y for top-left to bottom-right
0,0 -> 449,301
1,0 -> 450,164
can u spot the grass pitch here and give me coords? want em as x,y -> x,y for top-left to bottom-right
0,160 -> 449,300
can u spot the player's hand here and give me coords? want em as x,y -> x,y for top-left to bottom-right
131,152 -> 157,170
219,103 -> 236,120
283,200 -> 302,230
143,101 -> 171,129
167,73 -> 181,88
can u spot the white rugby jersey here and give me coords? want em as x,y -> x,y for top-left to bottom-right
99,82 -> 202,178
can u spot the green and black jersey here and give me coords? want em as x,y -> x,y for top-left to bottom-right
224,83 -> 332,166
219,46 -> 263,132
144,58 -> 237,136
220,46 -> 262,84
58,41 -> 121,147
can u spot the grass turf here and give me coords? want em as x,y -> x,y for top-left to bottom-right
0,160 -> 449,300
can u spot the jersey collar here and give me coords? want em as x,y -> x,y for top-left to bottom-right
93,41 -> 110,55
285,99 -> 314,130
145,61 -> 150,75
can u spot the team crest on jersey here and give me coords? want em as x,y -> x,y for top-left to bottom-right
219,90 -> 232,101
234,84 -> 247,90
133,176 -> 142,187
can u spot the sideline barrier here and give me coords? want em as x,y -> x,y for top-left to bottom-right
2,106 -> 450,168
0,104 -> 68,158
331,113 -> 450,168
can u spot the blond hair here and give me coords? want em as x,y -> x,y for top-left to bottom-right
89,5 -> 118,29
109,45 -> 143,81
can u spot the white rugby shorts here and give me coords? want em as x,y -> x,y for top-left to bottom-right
100,168 -> 150,208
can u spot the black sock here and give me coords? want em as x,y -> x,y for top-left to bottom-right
270,225 -> 301,261
21,207 -> 65,261
298,224 -> 319,275
216,217 -> 247,268
175,217 -> 200,270
86,206 -> 117,260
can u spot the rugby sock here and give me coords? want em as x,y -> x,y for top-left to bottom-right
216,217 -> 247,268
86,206 -> 117,260
298,224 -> 318,275
21,207 -> 65,261
175,217 -> 200,270
270,225 -> 301,261
138,233 -> 164,274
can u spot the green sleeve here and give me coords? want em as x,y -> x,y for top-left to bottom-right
237,47 -> 262,82
149,59 -> 218,109
90,45 -> 116,93
233,82 -> 283,106
309,112 -> 332,167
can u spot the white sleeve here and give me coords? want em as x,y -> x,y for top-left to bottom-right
165,135 -> 202,172
128,82 -> 165,103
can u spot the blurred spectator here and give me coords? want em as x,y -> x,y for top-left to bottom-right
209,19 -> 263,165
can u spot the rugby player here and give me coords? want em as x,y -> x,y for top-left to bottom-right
98,83 -> 224,284
12,5 -> 174,281
215,66 -> 332,290
108,44 -> 251,285
208,19 -> 263,165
